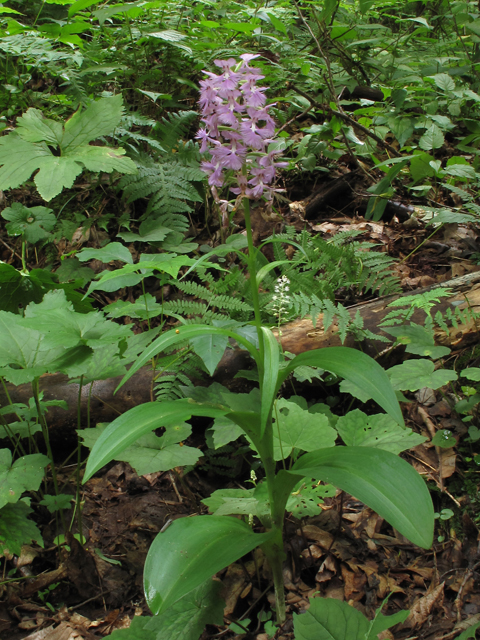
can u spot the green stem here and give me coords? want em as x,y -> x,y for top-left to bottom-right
75,376 -> 84,545
32,379 -> 66,532
242,197 -> 264,371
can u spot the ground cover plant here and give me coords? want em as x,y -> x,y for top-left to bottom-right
0,0 -> 480,639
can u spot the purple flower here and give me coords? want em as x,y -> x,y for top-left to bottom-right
198,55 -> 286,203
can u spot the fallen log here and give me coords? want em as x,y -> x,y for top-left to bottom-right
2,271 -> 480,438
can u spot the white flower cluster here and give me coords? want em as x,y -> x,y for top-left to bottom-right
270,275 -> 292,318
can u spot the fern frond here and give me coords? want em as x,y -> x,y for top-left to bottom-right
153,110 -> 199,153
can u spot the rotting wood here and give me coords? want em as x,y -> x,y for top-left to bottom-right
2,271 -> 480,436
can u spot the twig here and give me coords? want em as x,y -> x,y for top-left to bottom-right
290,83 -> 402,158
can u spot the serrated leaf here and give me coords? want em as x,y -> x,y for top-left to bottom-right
80,422 -> 200,476
273,398 -> 337,460
433,73 -> 455,92
0,450 -> 50,508
77,242 -> 133,264
410,152 -> 435,183
336,409 -> 426,453
286,480 -> 336,518
1,203 -> 56,243
388,359 -> 458,391
0,502 -> 43,556
419,124 -> 444,151
16,108 -> 63,145
203,487 -> 260,517
291,446 -> 434,548
62,94 -> 125,151
144,516 -> 274,614
0,97 -> 136,201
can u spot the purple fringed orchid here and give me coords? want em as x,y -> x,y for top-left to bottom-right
197,54 -> 287,220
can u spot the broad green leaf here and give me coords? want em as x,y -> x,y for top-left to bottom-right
16,108 -> 63,144
461,368 -> 480,381
62,94 -> 124,151
431,429 -> 456,448
0,502 -> 43,556
190,333 -> 229,375
83,400 -> 229,481
294,597 -> 369,640
104,294 -> 163,320
410,152 -> 435,183
419,124 -> 444,151
336,409 -> 426,453
207,416 -> 244,449
80,422 -> 200,476
291,446 -> 434,548
39,494 -> 73,513
222,22 -> 258,33
144,516 -> 274,614
389,116 -> 414,148
0,97 -> 136,201
286,480 -> 336,518
280,348 -> 404,426
266,11 -> 288,34
141,579 -> 224,640
444,164 -> 476,179
294,597 -> 408,640
69,0 -> 98,16
260,327 -> 279,436
77,242 -> 133,265
203,487 -> 260,517
22,290 -> 131,350
388,359 -> 457,391
0,450 -> 50,508
1,203 -> 56,244
273,399 -> 336,460
55,258 -> 94,287
383,324 -> 450,359
118,326 -> 260,390
433,73 -> 455,92
456,621 -> 480,639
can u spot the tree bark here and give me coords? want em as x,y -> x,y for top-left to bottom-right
2,271 -> 479,438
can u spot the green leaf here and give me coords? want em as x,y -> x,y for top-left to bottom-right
144,516 -> 273,614
83,400 -> 229,481
388,359 -> 458,391
0,450 -> 50,508
336,409 -> 426,453
80,422 -> 201,476
384,324 -> 450,359
266,11 -> 288,34
117,326 -> 259,390
294,597 -> 369,640
431,429 -> 456,448
291,446 -> 434,548
1,203 -> 55,243
280,348 -> 404,426
286,480 -> 336,518
104,294 -> 164,320
39,494 -> 73,513
419,124 -> 444,151
456,621 -> 480,639
260,327 -> 280,436
461,368 -> 480,381
410,152 -> 435,183
190,333 -> 229,376
0,97 -> 136,201
55,258 -> 94,287
76,242 -> 133,264
207,417 -> 244,449
141,579 -> 224,640
433,73 -> 455,92
273,399 -> 336,460
0,502 -> 43,556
